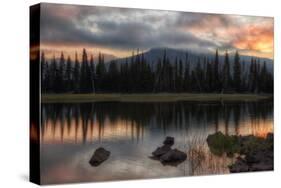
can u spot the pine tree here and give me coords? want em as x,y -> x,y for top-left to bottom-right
51,56 -> 60,93
65,56 -> 73,92
43,60 -> 50,93
49,56 -> 57,93
79,49 -> 93,93
233,50 -> 241,92
154,58 -> 163,92
107,60 -> 119,92
205,59 -> 212,92
248,58 -> 258,93
174,57 -> 178,92
195,58 -> 203,92
41,52 -> 46,92
260,62 -> 267,93
183,53 -> 190,92
73,52 -> 80,93
222,51 -> 231,93
58,52 -> 65,93
89,54 -> 95,92
96,52 -> 106,92
213,49 -> 220,91
178,59 -> 183,92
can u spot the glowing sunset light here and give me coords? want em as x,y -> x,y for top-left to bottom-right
39,3 -> 273,60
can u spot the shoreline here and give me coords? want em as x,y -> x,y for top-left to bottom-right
207,132 -> 273,173
41,93 -> 273,103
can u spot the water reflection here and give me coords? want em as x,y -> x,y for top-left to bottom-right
40,100 -> 273,184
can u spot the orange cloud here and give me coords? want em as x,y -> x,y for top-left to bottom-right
185,16 -> 273,59
232,25 -> 273,57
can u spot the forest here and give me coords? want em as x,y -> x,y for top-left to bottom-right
41,48 -> 273,94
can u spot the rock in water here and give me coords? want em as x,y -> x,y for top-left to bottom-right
151,137 -> 186,166
266,133 -> 273,143
207,132 -> 274,173
152,145 -> 172,157
89,147 -> 110,166
160,149 -> 187,163
229,157 -> 249,173
163,136 -> 174,146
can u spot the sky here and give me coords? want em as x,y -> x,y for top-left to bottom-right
40,3 -> 274,60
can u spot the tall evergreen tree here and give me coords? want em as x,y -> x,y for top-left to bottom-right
107,60 -> 119,92
222,51 -> 231,93
51,56 -> 60,93
41,52 -> 47,92
73,52 -> 80,93
178,59 -> 184,92
205,59 -> 212,92
248,58 -> 258,93
233,50 -> 241,92
96,52 -> 106,92
79,49 -> 93,93
213,49 -> 220,91
195,58 -> 204,92
183,53 -> 190,92
58,52 -> 65,93
89,54 -> 96,92
65,56 -> 73,92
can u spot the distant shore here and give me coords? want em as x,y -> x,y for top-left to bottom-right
41,93 -> 273,103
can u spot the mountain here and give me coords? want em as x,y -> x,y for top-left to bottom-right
98,53 -> 117,62
45,52 -> 117,63
113,47 -> 273,74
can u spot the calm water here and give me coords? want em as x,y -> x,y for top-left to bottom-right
40,100 -> 273,184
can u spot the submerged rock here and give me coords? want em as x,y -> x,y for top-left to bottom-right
266,133 -> 273,143
250,162 -> 273,171
163,136 -> 174,146
151,137 -> 186,166
160,149 -> 187,163
152,145 -> 172,157
89,147 -> 110,167
229,157 -> 249,173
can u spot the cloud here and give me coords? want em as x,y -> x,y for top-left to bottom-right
39,3 -> 273,59
40,4 -> 218,51
232,25 -> 273,52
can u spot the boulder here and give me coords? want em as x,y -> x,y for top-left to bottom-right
266,133 -> 273,143
250,162 -> 273,171
229,157 -> 249,173
160,149 -> 187,163
152,145 -> 172,158
151,137 -> 186,166
89,147 -> 110,166
245,150 -> 266,164
163,136 -> 174,146
207,132 -> 274,173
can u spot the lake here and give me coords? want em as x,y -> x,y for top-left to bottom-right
40,100 -> 273,184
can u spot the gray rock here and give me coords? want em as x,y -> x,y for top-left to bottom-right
89,147 -> 110,166
160,149 -> 187,163
151,138 -> 186,166
266,133 -> 273,142
163,136 -> 174,146
152,145 -> 172,157
229,157 -> 249,173
250,162 -> 273,171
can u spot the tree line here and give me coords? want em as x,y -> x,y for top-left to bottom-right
41,48 -> 273,94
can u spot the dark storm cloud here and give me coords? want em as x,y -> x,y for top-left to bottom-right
174,12 -> 235,28
39,3 -> 273,59
40,3 -> 219,51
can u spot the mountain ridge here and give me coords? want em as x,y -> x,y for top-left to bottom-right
112,47 -> 273,73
